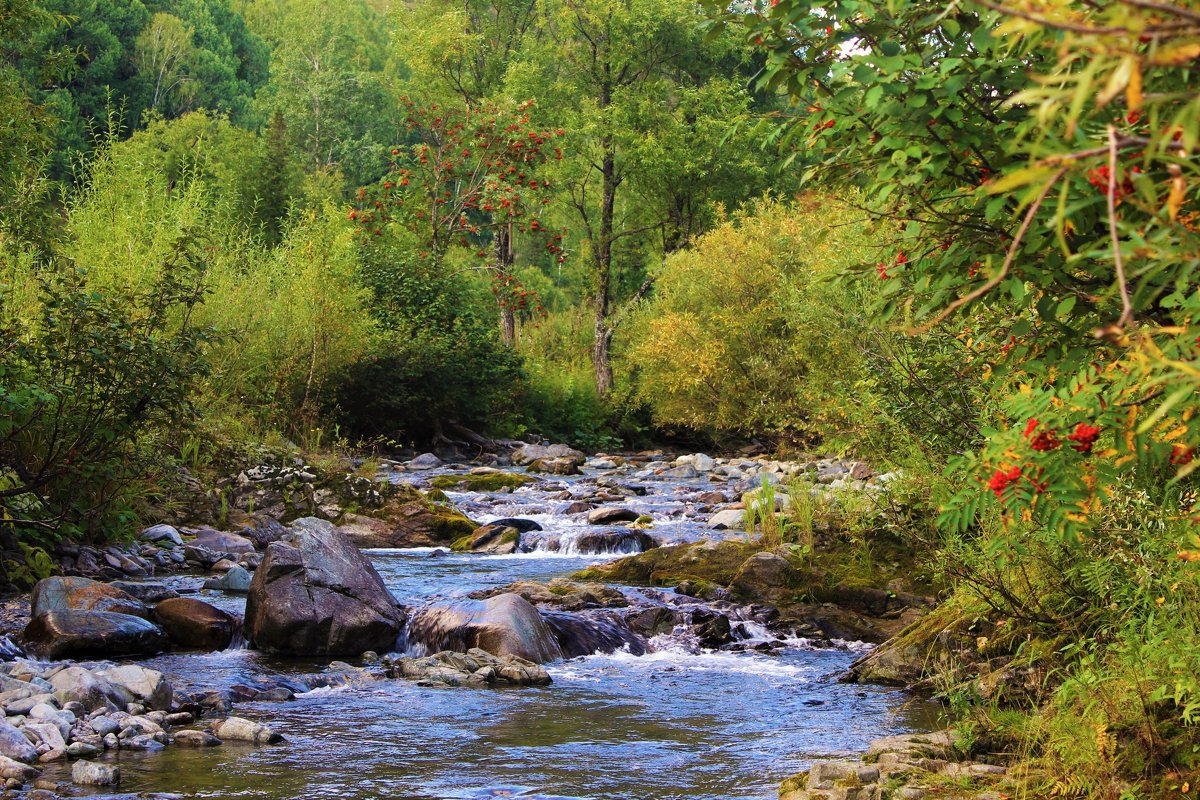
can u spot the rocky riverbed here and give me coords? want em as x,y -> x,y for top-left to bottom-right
0,444 -> 948,799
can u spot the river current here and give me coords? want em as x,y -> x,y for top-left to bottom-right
34,464 -> 937,799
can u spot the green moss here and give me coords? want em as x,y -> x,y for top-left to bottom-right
429,472 -> 536,492
573,540 -> 760,587
450,535 -> 474,552
426,503 -> 477,541
500,528 -> 520,545
424,488 -> 450,503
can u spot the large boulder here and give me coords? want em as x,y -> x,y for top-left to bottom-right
729,552 -> 802,602
541,611 -> 645,659
23,611 -> 168,660
244,518 -> 404,655
512,443 -> 585,467
155,597 -> 236,651
405,593 -> 563,664
30,577 -> 147,619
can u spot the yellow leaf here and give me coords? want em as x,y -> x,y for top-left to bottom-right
1151,43 -> 1200,66
1097,57 -> 1134,107
1125,60 -> 1143,111
1168,164 -> 1187,223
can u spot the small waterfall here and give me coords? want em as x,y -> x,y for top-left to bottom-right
0,636 -> 22,661
520,528 -> 656,556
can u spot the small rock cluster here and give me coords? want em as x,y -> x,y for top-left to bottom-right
383,648 -> 551,688
0,660 -> 281,791
780,731 -> 1008,800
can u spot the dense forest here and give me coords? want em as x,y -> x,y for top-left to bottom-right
2,0 -> 1200,796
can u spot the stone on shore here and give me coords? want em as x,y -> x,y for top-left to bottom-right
586,507 -> 640,525
96,665 -> 172,711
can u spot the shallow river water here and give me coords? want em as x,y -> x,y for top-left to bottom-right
35,465 -> 938,800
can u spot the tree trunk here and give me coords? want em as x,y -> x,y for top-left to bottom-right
495,223 -> 516,347
593,118 -> 618,395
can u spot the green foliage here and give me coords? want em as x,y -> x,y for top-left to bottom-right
0,228 -> 213,541
626,195 -> 904,453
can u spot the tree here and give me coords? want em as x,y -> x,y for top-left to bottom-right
352,97 -> 563,345
135,12 -> 195,113
513,0 -> 766,394
702,0 -> 1200,537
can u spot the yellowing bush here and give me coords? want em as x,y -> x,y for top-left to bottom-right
626,194 -> 889,449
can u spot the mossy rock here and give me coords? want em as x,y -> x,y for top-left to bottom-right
424,488 -> 450,503
573,540 -> 760,587
425,502 -> 480,541
450,535 -> 474,552
429,473 -> 536,492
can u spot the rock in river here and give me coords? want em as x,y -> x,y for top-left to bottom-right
155,597 -> 237,651
586,507 -> 640,525
406,593 -> 563,664
23,610 -> 168,660
30,576 -> 147,619
245,517 -> 404,655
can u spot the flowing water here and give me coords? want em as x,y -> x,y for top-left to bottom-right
35,464 -> 938,799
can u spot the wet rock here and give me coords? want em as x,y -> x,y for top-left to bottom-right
154,597 -> 236,651
339,494 -> 477,548
189,529 -> 255,556
696,491 -> 729,505
454,525 -> 521,555
406,593 -> 563,663
140,524 -> 184,547
203,564 -> 254,593
562,501 -> 594,515
173,729 -> 222,746
512,443 -> 585,467
234,514 -> 290,550
30,577 -> 148,620
386,648 -> 551,688
210,716 -> 283,744
0,753 -> 40,782
569,529 -> 657,555
245,518 -> 404,655
109,581 -> 178,603
542,611 -> 645,658
23,611 -> 168,660
691,610 -> 733,648
71,760 -> 118,786
489,518 -> 543,532
429,472 -> 536,492
586,507 -> 640,525
470,579 -> 628,612
625,606 -> 682,637
0,721 -> 38,762
96,666 -> 172,711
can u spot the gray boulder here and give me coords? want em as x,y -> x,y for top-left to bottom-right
72,760 -> 119,786
48,667 -> 124,712
586,507 -> 640,525
244,518 -> 404,655
96,665 -> 172,711
204,564 -> 253,593
140,524 -> 184,546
